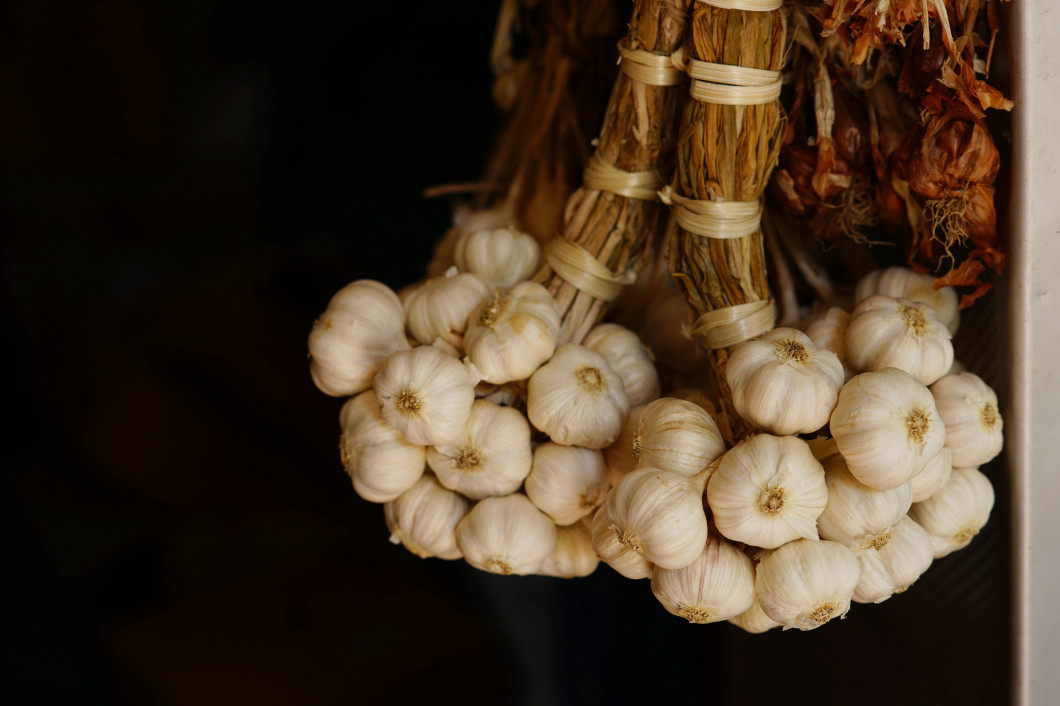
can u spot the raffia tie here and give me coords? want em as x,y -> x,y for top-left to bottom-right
583,155 -> 664,201
695,0 -> 783,11
688,58 -> 782,106
544,238 -> 636,302
617,38 -> 686,86
659,186 -> 761,240
684,299 -> 776,349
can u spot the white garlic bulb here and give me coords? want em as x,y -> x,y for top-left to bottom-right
846,295 -> 954,386
805,307 -> 855,382
384,472 -> 469,559
706,434 -> 828,549
910,447 -> 953,503
339,391 -> 426,503
816,453 -> 913,553
603,405 -> 647,488
852,516 -> 934,604
591,505 -> 653,579
930,372 -> 1004,468
426,399 -> 532,500
651,531 -> 756,624
539,518 -> 599,578
726,328 -> 844,435
403,268 -> 490,349
855,266 -> 960,334
373,345 -> 478,447
755,539 -> 861,631
604,467 -> 709,570
455,494 -> 557,575
728,592 -> 783,634
583,323 -> 660,407
636,397 -> 726,479
309,280 -> 410,397
525,443 -> 608,526
908,466 -> 994,558
527,343 -> 630,449
453,226 -> 540,290
463,281 -> 561,384
830,369 -> 946,490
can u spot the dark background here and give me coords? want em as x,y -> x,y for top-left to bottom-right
2,1 -> 1011,704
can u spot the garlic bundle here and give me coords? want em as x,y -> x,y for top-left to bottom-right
583,323 -> 660,407
930,372 -> 1004,468
384,472 -> 469,559
755,539 -> 861,631
909,466 -> 995,558
830,369 -> 946,490
591,505 -> 654,579
603,405 -> 647,487
852,516 -> 935,604
816,453 -> 913,553
846,295 -> 954,386
728,592 -> 783,634
854,266 -> 960,334
539,518 -> 598,578
527,343 -> 630,449
455,494 -> 557,576
339,391 -> 426,503
427,399 -> 532,499
804,307 -> 855,382
309,280 -> 410,397
525,443 -> 608,525
910,447 -> 953,503
403,268 -> 491,349
651,531 -> 756,624
373,345 -> 478,447
464,281 -> 560,384
706,435 -> 828,549
635,398 -> 726,478
726,328 -> 844,435
604,467 -> 709,570
453,226 -> 540,289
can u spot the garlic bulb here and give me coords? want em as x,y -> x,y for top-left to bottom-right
910,447 -> 953,503
373,345 -> 478,446
525,443 -> 608,526
591,505 -> 653,579
384,472 -> 469,559
706,435 -> 828,549
852,516 -> 934,603
539,518 -> 599,578
855,266 -> 960,334
830,369 -> 946,490
728,592 -> 783,634
583,323 -> 660,407
909,466 -> 994,558
455,494 -> 557,575
604,467 -> 709,570
603,405 -> 647,488
453,226 -> 540,289
464,281 -> 560,384
426,399 -> 532,499
339,391 -> 426,503
805,307 -> 855,382
403,268 -> 490,349
651,531 -> 756,624
309,280 -> 410,397
636,398 -> 726,478
726,328 -> 844,435
930,372 -> 1004,468
846,295 -> 954,386
527,343 -> 630,449
755,539 -> 861,631
816,453 -> 913,553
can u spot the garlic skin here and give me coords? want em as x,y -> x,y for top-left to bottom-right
455,494 -> 557,576
427,399 -> 532,500
309,280 -> 411,397
527,344 -> 631,449
728,592 -> 783,634
726,328 -> 844,435
453,226 -> 540,290
583,323 -> 660,407
604,467 -> 709,570
525,443 -> 609,526
706,435 -> 828,549
591,505 -> 654,579
755,539 -> 861,631
909,466 -> 995,558
403,268 -> 490,349
830,369 -> 946,490
852,516 -> 934,604
384,473 -> 469,559
805,307 -> 855,382
855,266 -> 960,334
373,345 -> 478,447
539,518 -> 599,578
464,281 -> 561,384
930,372 -> 1004,468
816,453 -> 913,553
910,447 -> 953,503
603,405 -> 647,488
846,295 -> 954,386
651,531 -> 756,624
636,398 -> 726,479
339,392 -> 426,503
